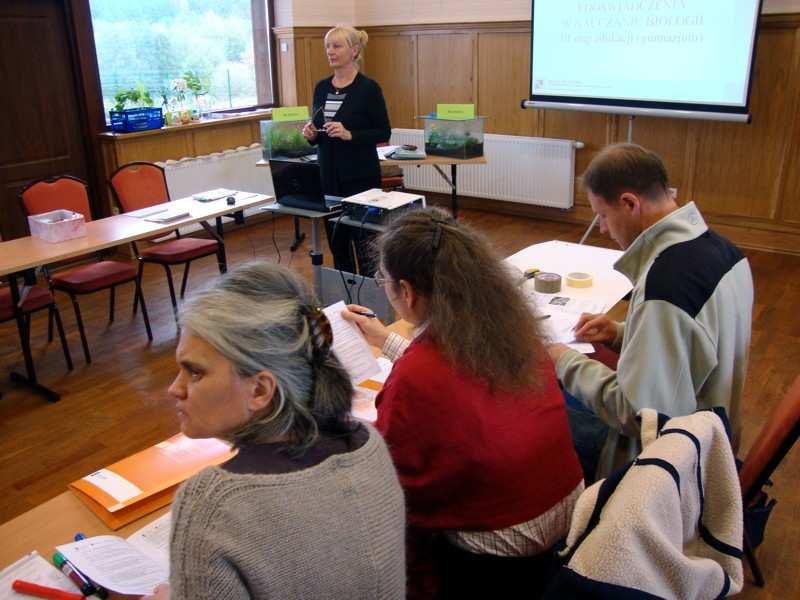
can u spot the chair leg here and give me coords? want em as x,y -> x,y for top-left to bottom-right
108,286 -> 116,324
133,260 -> 144,316
217,242 -> 228,275
744,531 -> 765,587
51,305 -> 73,371
180,262 -> 191,299
23,313 -> 31,338
163,264 -> 179,327
70,293 -> 91,364
47,306 -> 54,342
134,276 -> 153,341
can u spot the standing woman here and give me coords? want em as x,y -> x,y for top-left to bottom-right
142,262 -> 405,600
342,208 -> 585,599
302,25 -> 391,273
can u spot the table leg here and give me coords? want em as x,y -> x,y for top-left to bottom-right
200,221 -> 228,273
6,273 -> 60,402
290,216 -> 306,252
310,217 -> 323,295
451,164 -> 458,218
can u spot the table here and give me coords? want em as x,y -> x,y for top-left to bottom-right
0,191 -> 274,401
505,240 -> 631,313
382,155 -> 487,217
0,241 -> 627,578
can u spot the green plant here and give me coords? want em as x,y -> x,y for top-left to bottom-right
113,83 -> 154,112
182,69 -> 211,98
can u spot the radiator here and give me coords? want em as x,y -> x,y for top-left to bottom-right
389,129 -> 579,209
158,144 -> 273,210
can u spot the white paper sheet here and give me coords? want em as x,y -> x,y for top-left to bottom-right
323,301 -> 381,384
82,468 -> 143,503
376,145 -> 398,160
56,536 -> 168,596
0,551 -> 80,600
127,512 -> 172,566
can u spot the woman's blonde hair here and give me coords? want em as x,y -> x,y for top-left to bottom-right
325,25 -> 369,70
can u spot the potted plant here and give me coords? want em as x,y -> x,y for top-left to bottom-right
109,83 -> 162,132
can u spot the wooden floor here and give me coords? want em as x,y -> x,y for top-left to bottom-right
1,209 -> 798,597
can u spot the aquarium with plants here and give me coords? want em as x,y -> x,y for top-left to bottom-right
260,120 -> 314,160
423,116 -> 485,159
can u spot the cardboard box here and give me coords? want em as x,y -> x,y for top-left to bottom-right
28,209 -> 86,243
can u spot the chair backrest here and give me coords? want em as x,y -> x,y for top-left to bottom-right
740,375 -> 800,505
19,176 -> 92,222
109,162 -> 170,212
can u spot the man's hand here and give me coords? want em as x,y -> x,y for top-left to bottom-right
302,121 -> 318,142
341,304 -> 390,348
573,312 -> 619,344
323,121 -> 352,141
547,342 -> 571,364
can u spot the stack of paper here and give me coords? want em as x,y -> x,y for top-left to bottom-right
69,434 -> 235,529
0,552 -> 81,600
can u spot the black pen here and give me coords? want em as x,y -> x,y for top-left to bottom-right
354,310 -> 377,318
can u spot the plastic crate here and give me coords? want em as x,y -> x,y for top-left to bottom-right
109,107 -> 164,133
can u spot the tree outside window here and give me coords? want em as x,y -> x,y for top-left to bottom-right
90,0 -> 274,117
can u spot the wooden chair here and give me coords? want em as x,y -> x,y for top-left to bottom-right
108,161 -> 226,327
19,175 -> 152,364
739,375 -> 800,586
0,283 -> 73,372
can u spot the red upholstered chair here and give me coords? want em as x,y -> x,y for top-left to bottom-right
0,284 -> 73,372
109,162 -> 225,327
19,176 -> 152,364
739,375 -> 800,586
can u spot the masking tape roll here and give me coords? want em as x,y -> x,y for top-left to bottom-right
534,272 -> 562,293
566,272 -> 594,288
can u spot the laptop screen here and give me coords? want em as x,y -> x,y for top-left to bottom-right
269,159 -> 329,212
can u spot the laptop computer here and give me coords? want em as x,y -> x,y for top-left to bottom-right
269,158 -> 341,212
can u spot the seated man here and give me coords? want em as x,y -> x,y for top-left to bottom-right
548,143 -> 753,478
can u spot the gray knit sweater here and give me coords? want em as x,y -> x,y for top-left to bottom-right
168,425 -> 406,599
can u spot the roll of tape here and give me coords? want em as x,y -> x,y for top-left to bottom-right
566,272 -> 594,288
534,272 -> 562,293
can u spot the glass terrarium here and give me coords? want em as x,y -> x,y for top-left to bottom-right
422,116 -> 485,159
260,119 -> 314,160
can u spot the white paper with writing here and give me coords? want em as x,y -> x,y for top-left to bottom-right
0,551 -> 80,599
56,534 -> 168,596
323,301 -> 381,384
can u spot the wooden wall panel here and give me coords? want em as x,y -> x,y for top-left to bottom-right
275,34 -> 299,106
363,35 -> 417,129
273,17 -> 800,254
417,34 -> 475,116
627,117 -> 692,204
477,33 -> 537,136
541,109 -> 609,197
305,36 -> 331,102
692,27 -> 799,220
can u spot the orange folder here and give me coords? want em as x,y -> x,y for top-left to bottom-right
69,434 -> 236,530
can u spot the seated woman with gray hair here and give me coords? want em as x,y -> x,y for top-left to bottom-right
142,262 -> 405,600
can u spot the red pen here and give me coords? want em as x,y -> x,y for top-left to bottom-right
11,579 -> 84,600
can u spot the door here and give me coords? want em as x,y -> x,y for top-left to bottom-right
0,0 -> 91,240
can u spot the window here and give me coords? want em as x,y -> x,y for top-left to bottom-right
89,0 -> 274,117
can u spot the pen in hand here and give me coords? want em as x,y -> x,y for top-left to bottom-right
353,310 -> 377,318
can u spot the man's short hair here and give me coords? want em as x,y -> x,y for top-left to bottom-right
582,143 -> 669,203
